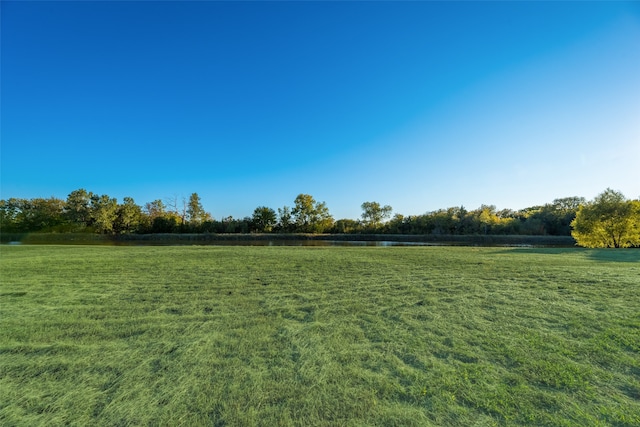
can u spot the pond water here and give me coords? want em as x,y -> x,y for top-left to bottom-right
4,234 -> 571,247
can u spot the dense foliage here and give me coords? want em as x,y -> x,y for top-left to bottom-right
571,189 -> 640,248
1,189 -> 637,245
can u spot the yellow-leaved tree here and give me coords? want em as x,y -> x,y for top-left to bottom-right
571,189 -> 640,248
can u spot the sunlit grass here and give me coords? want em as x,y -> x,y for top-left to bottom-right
1,245 -> 639,426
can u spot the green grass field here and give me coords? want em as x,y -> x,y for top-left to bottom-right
1,245 -> 639,426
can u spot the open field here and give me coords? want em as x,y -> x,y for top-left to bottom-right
1,245 -> 639,426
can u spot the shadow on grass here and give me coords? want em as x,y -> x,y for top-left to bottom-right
583,248 -> 640,263
504,247 -> 640,263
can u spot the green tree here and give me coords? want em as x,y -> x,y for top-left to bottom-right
144,199 -> 165,220
430,209 -> 456,235
632,200 -> 640,246
292,194 -> 333,233
387,214 -> 410,234
187,193 -> 209,226
548,197 -> 586,235
571,188 -> 640,248
90,194 -> 118,234
151,215 -> 180,233
0,198 -> 65,232
26,197 -> 66,231
277,206 -> 294,233
221,216 -> 251,233
519,197 -> 585,236
252,206 -> 277,232
332,218 -> 361,234
0,198 -> 20,232
115,197 -> 143,234
361,201 -> 392,230
65,188 -> 94,228
552,196 -> 586,212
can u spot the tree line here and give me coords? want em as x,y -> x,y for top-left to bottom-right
1,188 -> 638,247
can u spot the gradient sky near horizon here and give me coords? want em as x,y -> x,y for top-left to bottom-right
2,1 -> 639,220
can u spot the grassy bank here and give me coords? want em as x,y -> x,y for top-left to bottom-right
1,246 -> 638,426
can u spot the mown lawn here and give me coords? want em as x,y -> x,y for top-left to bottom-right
1,245 -> 639,426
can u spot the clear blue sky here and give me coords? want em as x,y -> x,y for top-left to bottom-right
2,1 -> 639,220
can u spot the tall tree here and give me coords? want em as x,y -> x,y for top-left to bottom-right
361,201 -> 392,230
24,197 -> 66,231
252,206 -> 277,232
144,199 -> 166,220
65,188 -> 93,228
115,197 -> 143,234
476,205 -> 500,235
90,194 -> 118,234
186,193 -> 208,226
292,194 -> 333,233
277,206 -> 294,233
571,188 -> 640,248
0,198 -> 21,232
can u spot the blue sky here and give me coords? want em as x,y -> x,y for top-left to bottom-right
2,1 -> 639,220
